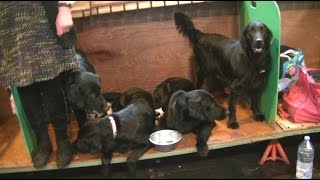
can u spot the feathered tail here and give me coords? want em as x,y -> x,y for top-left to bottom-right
173,12 -> 203,44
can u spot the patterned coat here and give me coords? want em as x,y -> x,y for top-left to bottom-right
0,1 -> 78,87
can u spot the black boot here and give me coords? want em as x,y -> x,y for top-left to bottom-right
55,129 -> 74,168
40,75 -> 74,168
31,128 -> 52,169
17,83 -> 53,169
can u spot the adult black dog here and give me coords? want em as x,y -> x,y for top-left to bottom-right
153,77 -> 195,113
174,12 -> 273,129
165,89 -> 227,157
62,51 -> 109,127
74,87 -> 156,178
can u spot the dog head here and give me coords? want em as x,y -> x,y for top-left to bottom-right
169,90 -> 227,122
67,71 -> 109,117
73,121 -> 102,154
186,90 -> 227,121
240,21 -> 273,55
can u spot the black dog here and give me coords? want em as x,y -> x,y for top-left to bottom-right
63,51 -> 109,127
74,87 -> 156,178
174,12 -> 273,129
165,89 -> 227,157
153,77 -> 195,112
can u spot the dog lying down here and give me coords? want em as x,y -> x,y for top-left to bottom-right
164,89 -> 228,157
74,87 -> 156,178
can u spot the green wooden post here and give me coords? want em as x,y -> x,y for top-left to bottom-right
240,1 -> 281,123
10,87 -> 36,156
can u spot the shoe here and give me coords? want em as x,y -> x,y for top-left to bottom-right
31,141 -> 52,169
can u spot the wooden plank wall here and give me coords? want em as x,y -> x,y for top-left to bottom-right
74,1 -> 239,93
73,1 -> 320,94
278,1 -> 320,68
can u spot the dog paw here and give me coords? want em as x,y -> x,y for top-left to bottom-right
197,146 -> 209,157
31,142 -> 52,169
228,121 -> 239,129
254,114 -> 265,121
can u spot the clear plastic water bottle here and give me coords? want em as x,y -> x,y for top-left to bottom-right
296,136 -> 314,179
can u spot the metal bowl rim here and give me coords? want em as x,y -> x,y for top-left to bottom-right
149,129 -> 182,146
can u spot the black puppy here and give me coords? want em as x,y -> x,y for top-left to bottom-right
74,87 -> 156,178
174,12 -> 273,129
165,89 -> 227,157
63,51 -> 109,127
153,77 -> 195,113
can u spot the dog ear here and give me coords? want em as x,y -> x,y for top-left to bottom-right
240,25 -> 249,52
166,90 -> 187,129
170,90 -> 187,110
264,24 -> 273,46
68,83 -> 85,109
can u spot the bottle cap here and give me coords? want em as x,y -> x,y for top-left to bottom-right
304,136 -> 310,141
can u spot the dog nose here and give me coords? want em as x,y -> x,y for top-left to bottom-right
256,38 -> 263,45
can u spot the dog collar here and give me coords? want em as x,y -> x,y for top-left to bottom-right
108,116 -> 117,139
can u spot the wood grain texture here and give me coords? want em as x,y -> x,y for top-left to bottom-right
281,8 -> 320,68
75,14 -> 239,93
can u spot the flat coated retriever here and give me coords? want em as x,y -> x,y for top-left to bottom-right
165,89 -> 227,157
174,12 -> 273,129
74,87 -> 156,178
63,51 -> 109,127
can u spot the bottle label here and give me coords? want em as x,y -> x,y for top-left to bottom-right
296,160 -> 313,179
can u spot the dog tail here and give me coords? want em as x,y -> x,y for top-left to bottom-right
174,12 -> 203,44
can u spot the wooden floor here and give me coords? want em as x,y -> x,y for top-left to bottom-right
1,98 -> 320,174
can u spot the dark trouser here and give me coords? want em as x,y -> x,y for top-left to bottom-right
17,75 -> 69,144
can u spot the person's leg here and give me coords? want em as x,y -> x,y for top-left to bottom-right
17,83 -> 52,169
40,75 -> 73,168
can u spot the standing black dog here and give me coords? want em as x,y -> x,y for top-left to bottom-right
74,87 -> 156,178
62,51 -> 109,128
165,89 -> 227,157
174,12 -> 273,129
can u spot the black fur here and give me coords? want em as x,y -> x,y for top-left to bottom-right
153,77 -> 195,112
174,12 -> 273,129
165,89 -> 227,157
63,51 -> 109,127
74,87 -> 156,178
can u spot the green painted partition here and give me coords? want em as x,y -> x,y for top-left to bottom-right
240,1 -> 281,123
10,87 -> 36,156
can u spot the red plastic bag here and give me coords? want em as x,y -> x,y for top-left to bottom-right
282,67 -> 320,123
